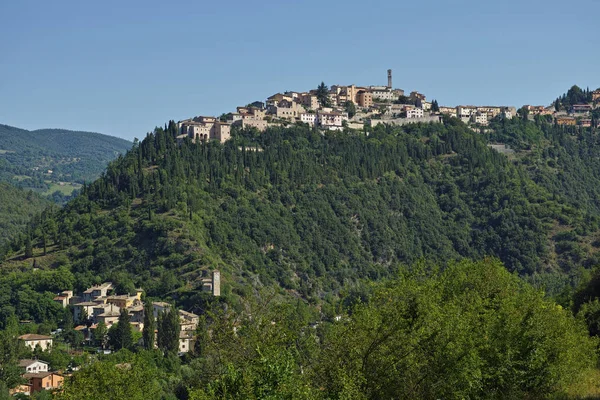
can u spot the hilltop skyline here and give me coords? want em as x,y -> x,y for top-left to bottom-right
0,0 -> 598,140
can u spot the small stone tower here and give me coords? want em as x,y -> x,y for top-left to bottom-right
212,270 -> 221,296
387,69 -> 392,88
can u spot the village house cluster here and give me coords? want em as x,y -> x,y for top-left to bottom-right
173,72 -> 599,144
10,271 -> 221,396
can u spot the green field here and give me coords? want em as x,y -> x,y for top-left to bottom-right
42,182 -> 82,196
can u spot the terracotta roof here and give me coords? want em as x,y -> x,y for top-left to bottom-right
23,371 -> 55,379
18,334 -> 52,341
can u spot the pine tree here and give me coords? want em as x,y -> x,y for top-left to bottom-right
142,302 -> 156,350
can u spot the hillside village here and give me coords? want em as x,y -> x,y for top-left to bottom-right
175,70 -> 600,144
9,272 -> 220,396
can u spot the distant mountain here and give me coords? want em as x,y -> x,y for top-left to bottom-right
0,124 -> 131,201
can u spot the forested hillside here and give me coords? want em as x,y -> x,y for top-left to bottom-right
0,124 -> 131,201
3,117 -> 600,315
0,182 -> 49,247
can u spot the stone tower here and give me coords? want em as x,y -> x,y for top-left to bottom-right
212,270 -> 221,296
387,69 -> 392,88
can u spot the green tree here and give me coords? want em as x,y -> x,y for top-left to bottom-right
109,309 -> 133,350
93,321 -> 108,348
157,307 -> 180,354
345,101 -> 356,118
142,302 -> 155,350
315,82 -> 330,107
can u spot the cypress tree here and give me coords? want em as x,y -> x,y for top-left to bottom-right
114,309 -> 133,350
142,302 -> 156,350
157,307 -> 180,354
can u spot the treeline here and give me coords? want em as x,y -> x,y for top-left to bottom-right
45,260 -> 597,399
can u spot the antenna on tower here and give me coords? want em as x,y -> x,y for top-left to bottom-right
387,69 -> 392,88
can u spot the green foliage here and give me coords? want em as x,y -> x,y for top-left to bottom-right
56,354 -> 162,400
142,302 -> 155,350
157,308 -> 180,355
315,82 -> 331,107
109,310 -> 133,350
316,259 -> 596,399
0,183 -> 49,248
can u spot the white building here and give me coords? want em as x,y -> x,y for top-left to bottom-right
300,113 -> 318,126
18,334 -> 53,351
318,112 -> 344,128
19,359 -> 49,373
471,112 -> 488,125
406,108 -> 424,119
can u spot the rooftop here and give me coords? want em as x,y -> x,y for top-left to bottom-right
19,359 -> 48,367
18,334 -> 52,341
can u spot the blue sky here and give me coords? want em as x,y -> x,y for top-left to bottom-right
0,0 -> 597,141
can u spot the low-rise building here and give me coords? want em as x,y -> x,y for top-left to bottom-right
152,302 -> 172,319
180,118 -> 231,143
53,290 -> 73,308
19,359 -> 49,374
406,108 -> 425,119
97,310 -> 121,327
73,302 -> 98,322
592,90 -> 600,101
179,310 -> 200,332
82,283 -> 113,302
300,113 -> 317,126
106,294 -> 139,309
571,104 -> 592,114
233,118 -> 268,132
179,331 -> 195,354
18,335 -> 53,351
471,112 -> 488,125
579,119 -> 592,127
23,372 -> 63,393
556,116 -> 577,126
409,91 -> 426,102
438,106 -> 456,116
318,112 -> 344,128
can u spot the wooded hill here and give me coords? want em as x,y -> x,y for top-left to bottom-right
3,115 -> 600,324
0,124 -> 131,202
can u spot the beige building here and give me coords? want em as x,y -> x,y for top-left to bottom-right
357,90 -> 373,108
593,90 -> 600,101
267,100 -> 305,120
97,310 -> 121,327
106,294 -> 139,309
556,116 -> 576,126
179,331 -> 195,354
179,310 -> 200,332
82,283 -> 113,302
299,93 -> 319,110
18,334 -> 53,351
234,118 -> 268,132
438,106 -> 456,116
180,117 -> 231,143
53,290 -> 73,308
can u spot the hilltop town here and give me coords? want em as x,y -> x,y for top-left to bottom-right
175,70 -> 600,144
